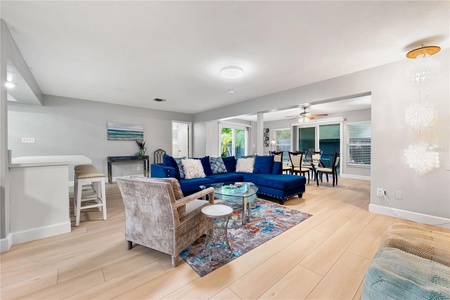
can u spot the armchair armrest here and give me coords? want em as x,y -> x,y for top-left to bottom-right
173,187 -> 215,208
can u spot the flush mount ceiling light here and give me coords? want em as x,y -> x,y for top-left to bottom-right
220,66 -> 244,79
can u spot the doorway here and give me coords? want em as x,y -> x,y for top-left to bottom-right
298,123 -> 341,168
171,121 -> 192,158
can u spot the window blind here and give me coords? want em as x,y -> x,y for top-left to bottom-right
348,123 -> 371,166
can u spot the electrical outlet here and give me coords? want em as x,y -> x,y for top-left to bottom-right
395,191 -> 403,200
377,188 -> 384,197
137,166 -> 141,171
21,137 -> 35,143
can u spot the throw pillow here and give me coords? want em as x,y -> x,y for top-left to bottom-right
209,157 -> 227,174
182,159 -> 206,179
200,156 -> 213,176
163,153 -> 180,180
222,156 -> 237,172
174,157 -> 186,179
236,157 -> 255,173
253,155 -> 274,174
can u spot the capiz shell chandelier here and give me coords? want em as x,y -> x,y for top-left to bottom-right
404,144 -> 440,175
404,100 -> 436,129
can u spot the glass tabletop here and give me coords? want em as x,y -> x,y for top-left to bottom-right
212,182 -> 258,198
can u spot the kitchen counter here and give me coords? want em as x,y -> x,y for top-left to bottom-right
9,155 -> 92,245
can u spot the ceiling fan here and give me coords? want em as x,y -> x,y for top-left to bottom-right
286,105 -> 328,123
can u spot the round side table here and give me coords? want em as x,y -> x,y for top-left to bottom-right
201,204 -> 233,262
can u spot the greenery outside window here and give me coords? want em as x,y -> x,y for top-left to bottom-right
220,125 -> 248,158
347,122 -> 371,167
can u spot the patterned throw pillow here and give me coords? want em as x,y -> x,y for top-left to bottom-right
236,157 -> 255,173
209,157 -> 227,174
182,159 -> 206,179
174,157 -> 186,179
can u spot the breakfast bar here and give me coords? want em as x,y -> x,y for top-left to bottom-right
9,155 -> 92,245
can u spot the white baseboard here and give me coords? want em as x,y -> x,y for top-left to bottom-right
369,204 -> 450,229
340,174 -> 370,181
11,222 -> 71,245
0,234 -> 12,252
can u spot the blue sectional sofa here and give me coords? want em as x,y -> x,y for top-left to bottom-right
151,154 -> 306,205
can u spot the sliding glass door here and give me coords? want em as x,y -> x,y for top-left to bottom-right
298,123 -> 340,168
220,126 -> 247,158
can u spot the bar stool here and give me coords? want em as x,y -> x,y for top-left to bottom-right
201,204 -> 233,262
74,164 -> 107,226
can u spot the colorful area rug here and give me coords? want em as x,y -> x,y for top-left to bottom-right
180,199 -> 312,277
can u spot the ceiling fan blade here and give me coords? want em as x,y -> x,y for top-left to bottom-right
310,113 -> 328,117
285,115 -> 299,118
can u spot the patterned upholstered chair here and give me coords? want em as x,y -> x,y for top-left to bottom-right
117,177 -> 215,267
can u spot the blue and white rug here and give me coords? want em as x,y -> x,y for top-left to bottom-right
180,199 -> 312,277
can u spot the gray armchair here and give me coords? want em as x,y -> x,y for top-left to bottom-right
117,177 -> 215,267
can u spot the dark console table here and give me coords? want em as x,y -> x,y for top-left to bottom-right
107,155 -> 150,183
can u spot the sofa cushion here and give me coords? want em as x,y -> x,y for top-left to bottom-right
209,157 -> 227,174
163,154 -> 180,180
174,157 -> 186,179
200,156 -> 213,176
236,157 -> 255,173
272,161 -> 282,175
207,173 -> 245,184
182,159 -> 206,179
222,156 -> 236,172
179,177 -> 214,195
243,174 -> 306,190
253,155 -> 274,174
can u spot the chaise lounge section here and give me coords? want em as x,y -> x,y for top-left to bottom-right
151,154 -> 306,204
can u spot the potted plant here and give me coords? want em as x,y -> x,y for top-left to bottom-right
136,140 -> 147,156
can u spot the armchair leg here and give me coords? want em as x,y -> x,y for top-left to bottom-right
171,255 -> 179,267
126,240 -> 132,250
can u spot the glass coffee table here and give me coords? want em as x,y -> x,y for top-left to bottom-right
202,182 -> 258,225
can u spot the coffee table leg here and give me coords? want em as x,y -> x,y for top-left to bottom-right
242,196 -> 248,225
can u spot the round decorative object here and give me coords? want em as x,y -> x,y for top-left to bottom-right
404,101 -> 436,129
404,144 -> 440,175
405,54 -> 441,87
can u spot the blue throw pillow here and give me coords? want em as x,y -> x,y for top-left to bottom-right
222,156 -> 236,172
200,156 -> 213,176
174,157 -> 186,179
272,161 -> 282,175
163,154 -> 180,180
209,157 -> 227,174
253,155 -> 274,174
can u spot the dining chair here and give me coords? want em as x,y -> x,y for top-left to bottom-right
314,152 -> 340,186
153,149 -> 166,164
270,150 -> 283,163
288,151 -> 310,183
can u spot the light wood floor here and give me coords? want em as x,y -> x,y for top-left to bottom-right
2,178 -> 448,299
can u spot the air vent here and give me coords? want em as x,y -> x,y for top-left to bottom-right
154,98 -> 166,102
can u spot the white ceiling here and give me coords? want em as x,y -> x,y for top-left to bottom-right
1,1 -> 448,115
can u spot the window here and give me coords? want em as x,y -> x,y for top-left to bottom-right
298,123 -> 341,168
274,129 -> 291,163
220,125 -> 248,158
347,122 -> 371,166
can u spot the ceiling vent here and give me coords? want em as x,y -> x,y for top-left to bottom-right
154,98 -> 167,102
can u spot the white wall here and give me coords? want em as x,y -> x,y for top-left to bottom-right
8,95 -> 193,181
194,50 -> 450,224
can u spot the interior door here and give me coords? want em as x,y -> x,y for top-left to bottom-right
172,122 -> 191,158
